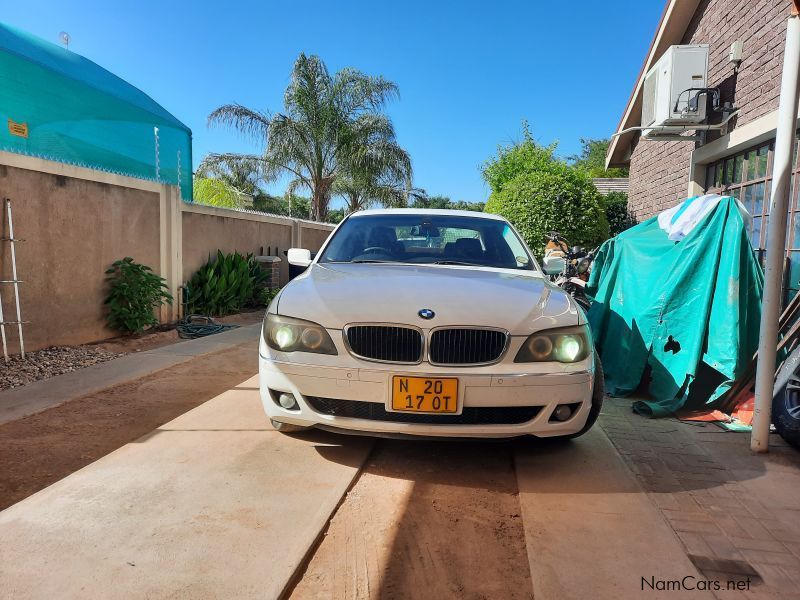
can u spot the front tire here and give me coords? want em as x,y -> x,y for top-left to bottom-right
270,418 -> 311,434
560,357 -> 605,440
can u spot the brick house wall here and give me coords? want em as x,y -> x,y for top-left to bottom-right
627,0 -> 792,221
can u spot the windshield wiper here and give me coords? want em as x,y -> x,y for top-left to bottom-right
432,260 -> 476,266
349,259 -> 392,263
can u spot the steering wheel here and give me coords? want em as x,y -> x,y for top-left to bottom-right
362,246 -> 391,254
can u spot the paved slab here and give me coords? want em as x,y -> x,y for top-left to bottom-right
0,375 -> 374,599
602,399 -> 800,599
515,427 -> 711,599
0,323 -> 261,426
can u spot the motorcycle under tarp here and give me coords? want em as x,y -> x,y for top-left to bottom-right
586,195 -> 763,417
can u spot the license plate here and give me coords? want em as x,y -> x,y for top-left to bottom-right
391,376 -> 458,413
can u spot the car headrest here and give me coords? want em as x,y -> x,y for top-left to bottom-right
366,226 -> 397,248
453,237 -> 482,257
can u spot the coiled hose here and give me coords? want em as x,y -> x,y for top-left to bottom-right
176,315 -> 239,339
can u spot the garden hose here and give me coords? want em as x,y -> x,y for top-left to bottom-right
176,315 -> 239,339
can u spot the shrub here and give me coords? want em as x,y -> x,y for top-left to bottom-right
186,251 -> 270,316
485,165 -> 609,257
604,191 -> 636,237
481,124 -> 558,195
105,257 -> 173,334
257,286 -> 280,307
193,177 -> 249,209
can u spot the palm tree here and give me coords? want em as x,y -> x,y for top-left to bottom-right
196,153 -> 266,200
334,173 -> 426,215
193,176 -> 250,210
206,53 -> 413,221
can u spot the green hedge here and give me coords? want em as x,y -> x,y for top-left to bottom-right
485,165 -> 609,256
604,191 -> 636,237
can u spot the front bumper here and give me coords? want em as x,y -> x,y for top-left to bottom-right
259,338 -> 595,438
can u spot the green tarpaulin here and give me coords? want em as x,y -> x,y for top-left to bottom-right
0,22 -> 192,199
586,195 -> 763,417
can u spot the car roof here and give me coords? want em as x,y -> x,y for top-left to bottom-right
348,208 -> 507,221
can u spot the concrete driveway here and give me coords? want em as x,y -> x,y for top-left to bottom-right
0,377 -> 371,599
2,375 -> 798,599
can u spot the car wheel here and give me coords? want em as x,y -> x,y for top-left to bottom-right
559,357 -> 605,440
270,418 -> 311,434
773,373 -> 800,448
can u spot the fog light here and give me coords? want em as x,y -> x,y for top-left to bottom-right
552,404 -> 573,422
278,393 -> 298,410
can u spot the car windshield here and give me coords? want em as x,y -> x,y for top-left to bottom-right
319,213 -> 535,270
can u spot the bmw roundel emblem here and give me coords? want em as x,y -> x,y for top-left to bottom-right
418,308 -> 435,320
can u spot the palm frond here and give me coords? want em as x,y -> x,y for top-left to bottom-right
208,104 -> 271,143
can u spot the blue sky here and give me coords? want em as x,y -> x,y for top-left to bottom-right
5,0 -> 663,205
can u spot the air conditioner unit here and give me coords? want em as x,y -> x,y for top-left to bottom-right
641,44 -> 709,130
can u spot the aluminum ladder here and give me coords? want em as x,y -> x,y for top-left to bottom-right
0,198 -> 25,363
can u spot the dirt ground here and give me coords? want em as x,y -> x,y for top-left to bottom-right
290,440 -> 533,600
94,309 -> 265,354
0,311 -> 265,392
0,342 -> 258,511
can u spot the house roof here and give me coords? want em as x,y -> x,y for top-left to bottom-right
592,177 -> 629,195
605,0 -> 702,168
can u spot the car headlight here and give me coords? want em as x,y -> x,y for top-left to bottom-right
263,313 -> 337,355
515,325 -> 591,363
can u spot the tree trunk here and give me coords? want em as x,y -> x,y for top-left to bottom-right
312,176 -> 335,221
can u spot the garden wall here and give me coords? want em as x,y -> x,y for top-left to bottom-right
0,151 -> 334,354
181,204 -> 295,286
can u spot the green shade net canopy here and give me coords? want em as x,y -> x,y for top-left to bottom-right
586,195 -> 764,417
0,22 -> 192,199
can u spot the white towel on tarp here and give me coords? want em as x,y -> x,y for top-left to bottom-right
657,194 -> 752,241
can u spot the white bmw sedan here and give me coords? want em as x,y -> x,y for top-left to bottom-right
259,209 -> 603,439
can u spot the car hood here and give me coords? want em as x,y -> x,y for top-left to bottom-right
275,263 -> 581,335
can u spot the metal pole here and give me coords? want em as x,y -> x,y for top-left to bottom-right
6,199 -> 24,359
0,272 -> 7,363
751,8 -> 800,452
154,126 -> 160,182
6,198 -> 25,358
0,199 -> 7,363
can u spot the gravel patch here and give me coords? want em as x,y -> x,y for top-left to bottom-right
0,346 -> 125,391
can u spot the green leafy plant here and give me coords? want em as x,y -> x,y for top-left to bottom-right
481,121 -> 559,195
604,191 -> 636,237
257,286 -> 280,307
483,123 -> 610,256
569,137 -> 629,178
193,176 -> 249,209
187,251 -> 271,316
105,257 -> 173,334
484,165 -> 609,257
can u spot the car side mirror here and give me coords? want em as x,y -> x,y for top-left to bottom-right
542,254 -> 566,276
287,248 -> 312,267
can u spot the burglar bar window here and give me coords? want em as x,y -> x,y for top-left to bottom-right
704,133 -> 800,298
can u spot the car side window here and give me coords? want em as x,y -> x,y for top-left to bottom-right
502,225 -> 532,268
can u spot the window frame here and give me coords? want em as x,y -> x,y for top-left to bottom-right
704,133 -> 800,251
703,132 -> 800,298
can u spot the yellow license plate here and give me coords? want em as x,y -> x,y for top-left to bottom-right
391,376 -> 458,413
